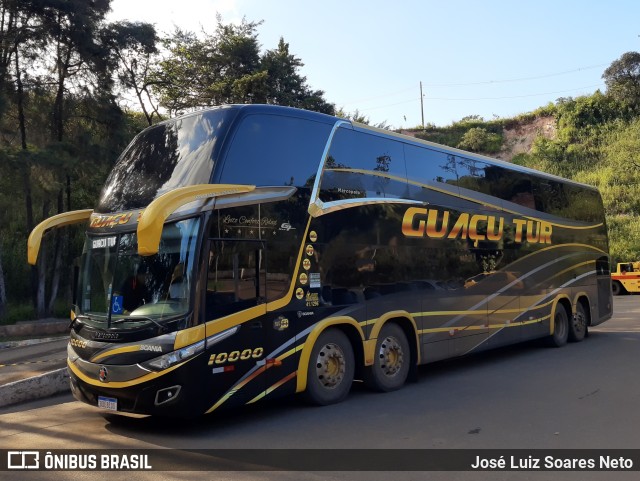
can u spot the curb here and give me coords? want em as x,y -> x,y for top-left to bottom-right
0,368 -> 70,408
0,319 -> 69,338
0,336 -> 68,349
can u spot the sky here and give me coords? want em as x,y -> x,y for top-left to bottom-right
107,0 -> 640,129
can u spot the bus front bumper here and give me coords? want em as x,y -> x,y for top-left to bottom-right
67,356 -> 202,417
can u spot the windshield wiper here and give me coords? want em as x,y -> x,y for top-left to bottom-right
111,316 -> 166,332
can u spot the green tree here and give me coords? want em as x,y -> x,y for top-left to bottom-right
100,21 -> 161,125
31,0 -> 113,317
151,18 -> 264,114
603,52 -> 640,110
457,127 -> 502,153
261,37 -> 333,114
0,0 -> 145,319
152,17 -> 334,115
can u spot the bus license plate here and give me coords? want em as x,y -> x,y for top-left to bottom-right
98,396 -> 118,411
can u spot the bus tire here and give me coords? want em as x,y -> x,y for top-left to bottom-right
568,303 -> 588,342
612,281 -> 624,296
304,328 -> 354,405
547,304 -> 569,348
364,323 -> 410,392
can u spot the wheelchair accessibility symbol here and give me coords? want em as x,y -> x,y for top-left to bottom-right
111,295 -> 123,314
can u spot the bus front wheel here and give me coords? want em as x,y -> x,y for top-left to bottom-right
364,323 -> 410,392
304,328 -> 354,405
547,305 -> 569,348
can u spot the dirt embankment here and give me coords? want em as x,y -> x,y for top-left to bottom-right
495,116 -> 556,162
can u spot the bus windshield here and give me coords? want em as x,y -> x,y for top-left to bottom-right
96,108 -> 233,213
76,218 -> 201,328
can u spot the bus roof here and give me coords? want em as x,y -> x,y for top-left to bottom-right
166,104 -> 595,192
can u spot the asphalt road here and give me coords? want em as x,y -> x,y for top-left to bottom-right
2,297 -> 640,481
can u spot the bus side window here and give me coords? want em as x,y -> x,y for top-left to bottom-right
220,114 -> 331,188
321,127 -> 407,200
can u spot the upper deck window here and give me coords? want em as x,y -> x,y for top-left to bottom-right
321,127 -> 407,200
96,109 -> 231,213
219,114 -> 332,188
326,128 -> 406,177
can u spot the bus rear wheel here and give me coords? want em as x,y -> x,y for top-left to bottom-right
568,303 -> 588,342
364,323 -> 410,392
304,328 -> 354,405
547,305 -> 569,348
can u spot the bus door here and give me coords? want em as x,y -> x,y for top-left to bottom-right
205,239 -> 268,400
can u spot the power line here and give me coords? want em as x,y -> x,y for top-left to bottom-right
423,63 -> 609,87
356,83 -> 605,112
425,83 -> 605,100
339,62 -> 609,106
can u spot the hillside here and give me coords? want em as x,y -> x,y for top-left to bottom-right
396,97 -> 640,263
399,115 -> 557,162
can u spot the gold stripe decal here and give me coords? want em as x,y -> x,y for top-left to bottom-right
205,364 -> 270,413
329,168 -> 602,231
247,371 -> 297,405
395,257 -> 595,335
90,345 -> 142,363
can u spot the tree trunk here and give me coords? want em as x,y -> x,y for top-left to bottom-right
0,246 -> 6,319
36,200 -> 50,318
47,190 -> 64,315
14,45 -> 26,149
52,31 -> 72,142
15,43 -> 37,306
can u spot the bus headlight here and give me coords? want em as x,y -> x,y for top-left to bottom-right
144,340 -> 205,371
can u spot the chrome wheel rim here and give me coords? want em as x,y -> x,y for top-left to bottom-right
378,335 -> 404,377
315,343 -> 346,389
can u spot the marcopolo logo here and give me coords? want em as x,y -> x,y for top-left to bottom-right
7,451 -> 40,470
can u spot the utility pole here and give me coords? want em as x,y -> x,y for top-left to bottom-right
420,81 -> 425,130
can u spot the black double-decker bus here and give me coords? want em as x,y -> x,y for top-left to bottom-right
28,104 -> 612,417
